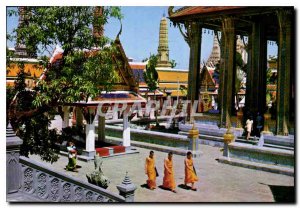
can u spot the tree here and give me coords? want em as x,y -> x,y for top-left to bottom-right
7,6 -> 122,163
141,58 -> 148,62
235,52 -> 247,110
143,54 -> 159,126
169,59 -> 177,68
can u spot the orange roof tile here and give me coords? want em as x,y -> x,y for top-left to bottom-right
158,71 -> 188,82
130,64 -> 146,70
6,63 -> 44,78
159,83 -> 188,89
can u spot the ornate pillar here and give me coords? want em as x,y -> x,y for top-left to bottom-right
185,21 -> 202,123
276,9 -> 293,135
76,107 -> 83,128
245,20 -> 267,115
117,172 -> 136,202
219,17 -> 235,128
188,124 -> 201,158
245,27 -> 253,115
82,107 -> 97,158
62,106 -> 70,129
98,115 -> 105,142
123,107 -> 131,151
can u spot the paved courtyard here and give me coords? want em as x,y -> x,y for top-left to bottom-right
30,143 -> 294,202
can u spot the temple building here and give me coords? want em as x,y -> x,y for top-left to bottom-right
7,6 -> 146,159
129,60 -> 189,100
206,35 -> 220,68
6,57 -> 43,88
168,6 -> 295,135
129,14 -> 189,101
6,7 -> 41,88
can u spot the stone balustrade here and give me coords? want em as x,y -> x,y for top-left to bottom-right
105,125 -> 190,149
228,142 -> 294,168
7,123 -> 135,202
18,156 -> 126,202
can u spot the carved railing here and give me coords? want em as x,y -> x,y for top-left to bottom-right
19,156 -> 125,202
7,123 -> 133,202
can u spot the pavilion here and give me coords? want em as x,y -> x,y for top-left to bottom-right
47,36 -> 146,159
168,6 -> 295,135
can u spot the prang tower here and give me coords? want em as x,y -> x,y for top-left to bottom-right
157,14 -> 171,68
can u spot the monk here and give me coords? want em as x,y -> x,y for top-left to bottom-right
145,151 -> 157,190
162,152 -> 176,193
184,151 -> 198,191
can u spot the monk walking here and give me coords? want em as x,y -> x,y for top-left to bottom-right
184,151 -> 198,191
162,152 -> 176,193
145,151 -> 157,190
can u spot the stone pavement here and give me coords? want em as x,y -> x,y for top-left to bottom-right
29,143 -> 294,202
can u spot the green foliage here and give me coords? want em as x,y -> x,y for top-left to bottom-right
235,52 -> 244,71
8,67 -> 60,163
143,54 -> 159,126
143,54 -> 159,92
179,85 -> 187,96
169,59 -> 177,68
58,126 -> 85,146
234,52 -> 247,109
235,52 -> 247,94
141,58 -> 148,62
7,6 -> 123,163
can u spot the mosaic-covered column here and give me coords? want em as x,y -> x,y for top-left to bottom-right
98,115 -> 105,142
219,17 -> 235,128
245,20 -> 267,116
62,106 -> 70,129
187,22 -> 202,123
276,9 -> 293,135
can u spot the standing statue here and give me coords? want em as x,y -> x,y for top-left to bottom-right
86,154 -> 110,189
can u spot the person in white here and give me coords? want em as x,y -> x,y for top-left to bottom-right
245,116 -> 253,141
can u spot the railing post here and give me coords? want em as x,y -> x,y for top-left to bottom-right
6,123 -> 23,195
188,123 -> 201,157
116,172 -> 136,202
223,127 -> 235,157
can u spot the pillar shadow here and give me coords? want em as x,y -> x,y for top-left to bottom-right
259,182 -> 295,203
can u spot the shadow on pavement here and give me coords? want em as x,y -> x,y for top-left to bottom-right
259,182 -> 295,202
140,184 -> 150,189
158,185 -> 171,191
178,184 -> 191,190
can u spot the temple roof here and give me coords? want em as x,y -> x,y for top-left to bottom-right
199,65 -> 217,92
70,91 -> 146,107
169,6 -> 244,20
7,62 -> 43,78
47,37 -> 138,92
169,6 -> 294,40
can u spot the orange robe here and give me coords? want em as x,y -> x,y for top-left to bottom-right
145,157 -> 156,189
163,158 -> 176,190
184,158 -> 198,184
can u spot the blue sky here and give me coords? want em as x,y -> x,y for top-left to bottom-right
6,6 -> 278,69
